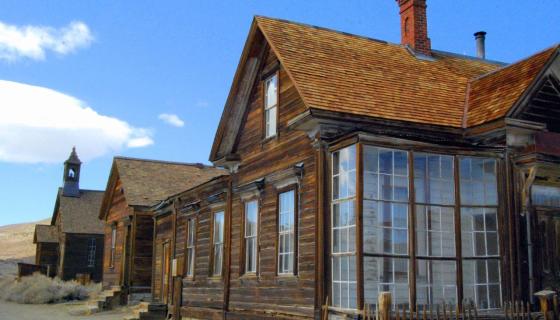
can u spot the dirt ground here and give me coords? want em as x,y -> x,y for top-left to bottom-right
0,299 -> 130,320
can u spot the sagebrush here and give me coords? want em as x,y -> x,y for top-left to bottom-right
0,273 -> 101,304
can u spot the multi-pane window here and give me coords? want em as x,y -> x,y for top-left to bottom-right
414,153 -> 457,306
330,144 -> 502,311
264,74 -> 278,138
332,145 -> 357,309
212,211 -> 225,277
110,226 -> 116,268
185,218 -> 196,277
460,157 -> 500,309
87,238 -> 96,267
363,146 -> 410,307
245,200 -> 259,274
278,190 -> 296,275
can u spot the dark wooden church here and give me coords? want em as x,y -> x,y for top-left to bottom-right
34,148 -> 104,281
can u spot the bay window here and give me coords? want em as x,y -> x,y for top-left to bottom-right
330,143 -> 501,311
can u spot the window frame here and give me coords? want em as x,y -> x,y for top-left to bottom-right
276,186 -> 298,276
241,199 -> 260,276
330,144 -> 358,310
184,217 -> 197,279
210,210 -> 225,278
262,72 -> 279,140
328,139 -> 504,313
109,225 -> 116,269
87,238 -> 96,267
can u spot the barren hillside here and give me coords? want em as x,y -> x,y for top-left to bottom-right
0,218 -> 50,262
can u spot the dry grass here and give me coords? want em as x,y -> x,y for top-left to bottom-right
0,273 -> 101,304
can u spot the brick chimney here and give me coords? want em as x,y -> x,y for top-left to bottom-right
396,0 -> 431,56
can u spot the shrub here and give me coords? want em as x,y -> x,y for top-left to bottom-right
0,273 -> 101,304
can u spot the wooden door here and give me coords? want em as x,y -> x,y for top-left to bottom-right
161,242 -> 171,303
536,210 -> 560,292
121,224 -> 132,289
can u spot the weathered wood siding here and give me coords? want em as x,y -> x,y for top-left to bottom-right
179,44 -> 317,319
131,212 -> 153,293
35,242 -> 59,269
102,177 -> 131,288
179,178 -> 228,318
61,233 -> 104,282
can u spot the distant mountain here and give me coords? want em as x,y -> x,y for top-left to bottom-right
0,218 -> 50,262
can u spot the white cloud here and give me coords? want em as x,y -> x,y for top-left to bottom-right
0,20 -> 93,62
0,80 -> 153,164
158,113 -> 185,127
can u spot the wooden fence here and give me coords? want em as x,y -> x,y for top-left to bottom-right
322,293 -> 560,320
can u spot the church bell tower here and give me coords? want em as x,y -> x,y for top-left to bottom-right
62,147 -> 82,197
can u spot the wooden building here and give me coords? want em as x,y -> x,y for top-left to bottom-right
149,1 -> 560,319
34,148 -> 105,282
33,224 -> 59,275
98,157 -> 225,304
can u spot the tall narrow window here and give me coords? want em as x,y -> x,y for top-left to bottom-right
414,153 -> 457,306
363,146 -> 410,307
460,157 -> 501,309
212,211 -> 225,277
186,218 -> 196,277
264,74 -> 278,138
244,200 -> 259,273
110,226 -> 116,268
278,189 -> 296,275
87,238 -> 96,267
332,145 -> 357,309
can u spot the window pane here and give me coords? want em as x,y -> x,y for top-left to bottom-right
332,255 -> 357,309
461,207 -> 499,257
532,185 -> 560,207
460,157 -> 497,206
416,205 -> 455,257
462,259 -> 501,309
364,257 -> 409,308
417,260 -> 457,306
278,190 -> 296,274
414,153 -> 454,205
265,75 -> 277,108
363,201 -> 408,255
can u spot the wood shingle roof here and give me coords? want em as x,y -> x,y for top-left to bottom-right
112,157 -> 227,208
33,224 -> 58,243
51,189 -> 104,234
256,16 -> 559,128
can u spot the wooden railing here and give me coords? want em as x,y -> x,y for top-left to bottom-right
322,293 -> 560,320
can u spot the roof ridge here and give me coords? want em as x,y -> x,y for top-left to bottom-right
255,15 -> 391,46
469,43 -> 560,83
114,156 -> 218,169
432,49 -> 506,66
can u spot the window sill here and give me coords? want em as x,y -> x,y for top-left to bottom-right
262,134 -> 278,145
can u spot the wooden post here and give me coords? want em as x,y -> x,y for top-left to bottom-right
553,295 -> 558,320
378,292 -> 392,320
538,296 -> 549,320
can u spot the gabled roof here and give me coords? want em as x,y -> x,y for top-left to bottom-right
210,16 -> 559,161
100,157 -> 227,219
466,45 -> 559,127
33,224 -> 58,244
51,188 -> 104,234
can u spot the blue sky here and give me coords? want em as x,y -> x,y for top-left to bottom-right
0,1 -> 558,226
